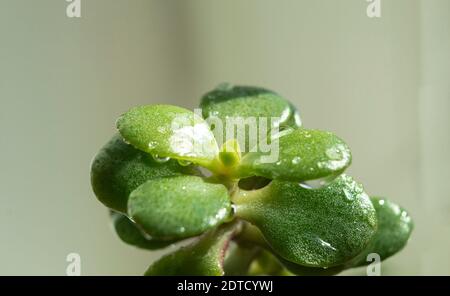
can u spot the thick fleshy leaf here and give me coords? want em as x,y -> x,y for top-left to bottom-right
117,104 -> 219,169
234,175 -> 377,267
145,223 -> 238,275
110,212 -> 177,250
248,249 -> 291,276
350,197 -> 413,267
223,242 -> 260,276
237,223 -> 344,275
90,134 -> 197,213
248,249 -> 343,276
128,175 -> 231,240
238,223 -> 344,275
200,85 -> 300,153
276,255 -> 344,276
237,128 -> 351,182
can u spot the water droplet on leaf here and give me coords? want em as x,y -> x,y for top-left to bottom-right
343,188 -> 354,201
299,175 -> 337,189
326,147 -> 341,160
177,159 -> 192,166
292,156 -> 302,165
152,154 -> 170,163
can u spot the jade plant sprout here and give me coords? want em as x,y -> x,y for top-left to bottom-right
90,85 -> 413,275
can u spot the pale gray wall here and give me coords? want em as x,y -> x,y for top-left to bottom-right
0,0 -> 448,275
417,0 -> 450,275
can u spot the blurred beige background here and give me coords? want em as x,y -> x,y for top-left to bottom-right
0,0 -> 448,275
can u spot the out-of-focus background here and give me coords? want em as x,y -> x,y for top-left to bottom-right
0,0 -> 448,275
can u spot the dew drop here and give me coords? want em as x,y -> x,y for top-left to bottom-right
292,156 -> 302,165
152,154 -> 170,163
343,188 -> 354,201
299,182 -> 311,189
300,179 -> 326,189
299,175 -> 337,189
178,159 -> 192,166
278,106 -> 291,124
326,147 -> 341,160
148,141 -> 157,150
293,111 -> 302,126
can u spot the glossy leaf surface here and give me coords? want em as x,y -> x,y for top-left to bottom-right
238,128 -> 351,182
223,242 -> 260,276
238,223 -> 344,275
235,175 -> 377,267
200,85 -> 299,152
145,223 -> 237,275
90,134 -> 196,213
350,196 -> 413,267
117,104 -> 219,168
128,176 -> 231,240
111,212 -> 176,250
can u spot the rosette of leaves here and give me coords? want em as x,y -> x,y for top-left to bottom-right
90,84 -> 413,275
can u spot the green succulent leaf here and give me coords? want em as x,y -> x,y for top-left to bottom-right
145,223 -> 238,275
223,242 -> 260,276
237,222 -> 344,275
117,104 -> 219,169
200,85 -> 300,153
250,249 -> 344,276
110,211 -> 177,250
234,174 -> 377,267
90,134 -> 197,213
91,85 -> 414,276
237,128 -> 351,182
248,249 -> 291,276
350,196 -> 413,267
276,255 -> 344,276
128,175 -> 232,240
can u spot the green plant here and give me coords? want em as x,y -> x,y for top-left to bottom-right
90,84 -> 413,275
